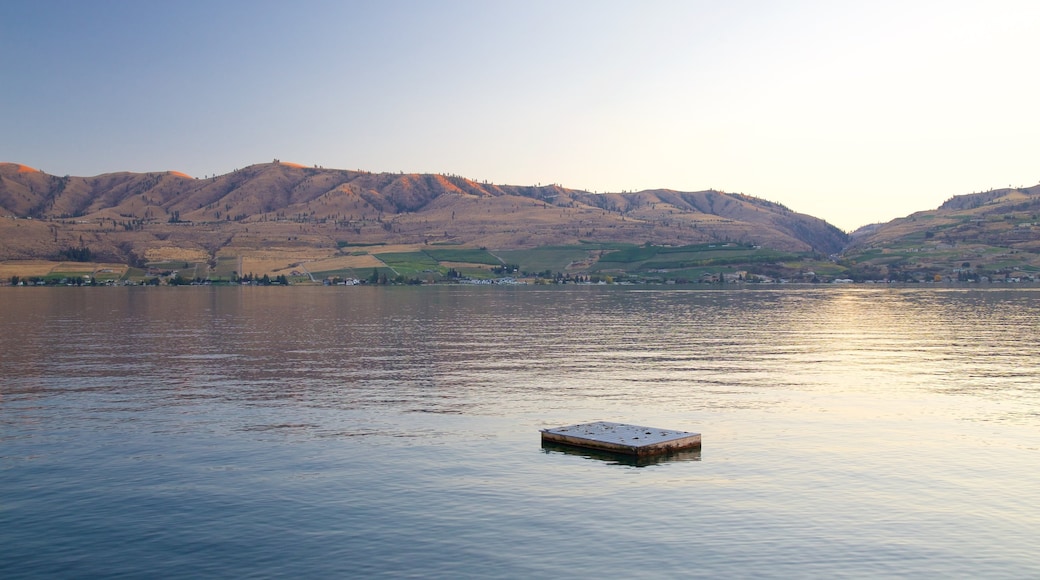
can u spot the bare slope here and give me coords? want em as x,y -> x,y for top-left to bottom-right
0,161 -> 847,264
843,185 -> 1040,279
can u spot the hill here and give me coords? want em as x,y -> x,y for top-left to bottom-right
841,185 -> 1040,281
0,161 -> 847,282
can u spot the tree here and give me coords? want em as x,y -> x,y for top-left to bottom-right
168,273 -> 190,285
59,246 -> 92,262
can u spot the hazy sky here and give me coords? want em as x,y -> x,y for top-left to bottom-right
3,1 -> 1038,231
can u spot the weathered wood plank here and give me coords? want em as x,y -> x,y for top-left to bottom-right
541,421 -> 701,456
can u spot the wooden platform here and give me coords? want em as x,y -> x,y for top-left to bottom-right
540,421 -> 701,457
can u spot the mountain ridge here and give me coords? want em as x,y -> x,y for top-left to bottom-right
5,161 -> 1037,284
0,161 -> 847,265
839,184 -> 1040,281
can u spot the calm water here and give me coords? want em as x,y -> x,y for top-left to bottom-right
2,286 -> 1039,578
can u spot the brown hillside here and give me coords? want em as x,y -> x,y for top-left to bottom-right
0,161 -> 848,264
841,185 -> 1040,280
849,185 -> 1040,248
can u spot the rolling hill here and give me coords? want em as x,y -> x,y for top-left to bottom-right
841,185 -> 1040,281
5,161 -> 1040,284
0,161 -> 847,282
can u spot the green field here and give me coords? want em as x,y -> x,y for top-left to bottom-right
592,243 -> 800,270
424,248 -> 501,265
212,257 -> 240,280
376,252 -> 442,276
494,246 -> 596,274
311,266 -> 394,281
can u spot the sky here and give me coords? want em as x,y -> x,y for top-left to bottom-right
3,0 -> 1038,231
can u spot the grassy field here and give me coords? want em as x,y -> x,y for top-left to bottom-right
1,261 -> 130,281
591,243 -> 801,271
28,237 -> 1038,285
375,252 -> 442,276
212,256 -> 240,280
424,248 -> 501,265
494,246 -> 599,274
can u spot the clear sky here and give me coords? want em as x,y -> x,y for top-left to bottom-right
3,0 -> 1038,231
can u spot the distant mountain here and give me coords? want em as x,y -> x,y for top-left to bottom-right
842,185 -> 1040,281
0,161 -> 847,266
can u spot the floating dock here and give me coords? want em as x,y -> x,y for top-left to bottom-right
540,421 -> 701,457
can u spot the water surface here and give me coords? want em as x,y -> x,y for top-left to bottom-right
2,286 -> 1039,577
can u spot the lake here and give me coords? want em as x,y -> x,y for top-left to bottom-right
2,285 -> 1039,578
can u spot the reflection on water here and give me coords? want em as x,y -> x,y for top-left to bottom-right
540,441 -> 702,467
1,286 -> 1039,578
